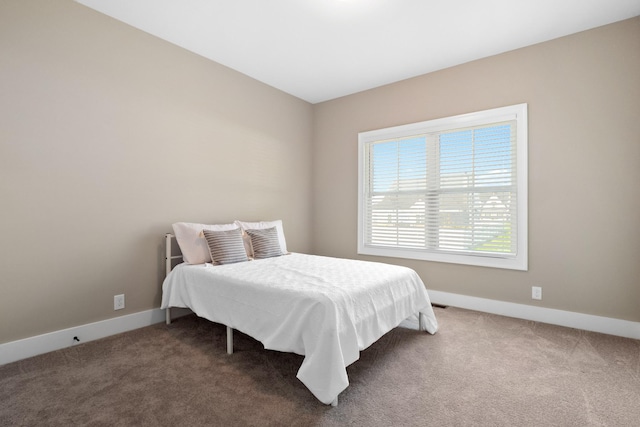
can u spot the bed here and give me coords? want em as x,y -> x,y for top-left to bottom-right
161,221 -> 438,406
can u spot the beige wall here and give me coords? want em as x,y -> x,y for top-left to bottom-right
0,1 -> 313,343
312,17 -> 640,322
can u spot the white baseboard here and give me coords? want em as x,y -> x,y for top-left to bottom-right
2,295 -> 638,367
0,307 -> 191,366
428,290 -> 640,340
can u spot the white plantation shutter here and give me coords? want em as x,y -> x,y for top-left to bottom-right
358,104 -> 527,270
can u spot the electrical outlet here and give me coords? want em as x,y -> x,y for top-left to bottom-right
114,294 -> 125,310
531,286 -> 542,300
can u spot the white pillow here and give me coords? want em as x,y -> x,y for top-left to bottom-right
172,222 -> 239,264
235,219 -> 288,256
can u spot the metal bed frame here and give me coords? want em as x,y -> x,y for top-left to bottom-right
163,232 -> 428,406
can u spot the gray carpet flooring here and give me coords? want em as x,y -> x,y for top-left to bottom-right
1,306 -> 639,426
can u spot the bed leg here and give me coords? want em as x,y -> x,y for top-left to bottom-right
330,396 -> 338,407
226,326 -> 233,354
418,312 -> 425,332
166,308 -> 171,325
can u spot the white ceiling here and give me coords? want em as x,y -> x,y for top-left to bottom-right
76,0 -> 640,104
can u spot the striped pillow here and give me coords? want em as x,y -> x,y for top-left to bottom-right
246,227 -> 284,259
203,228 -> 249,265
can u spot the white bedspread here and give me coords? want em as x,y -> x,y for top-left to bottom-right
161,253 -> 438,404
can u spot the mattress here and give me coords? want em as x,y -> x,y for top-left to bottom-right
161,252 -> 438,404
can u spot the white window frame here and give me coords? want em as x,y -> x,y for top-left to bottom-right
357,103 -> 528,271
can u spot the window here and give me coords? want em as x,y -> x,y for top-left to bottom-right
358,104 -> 527,270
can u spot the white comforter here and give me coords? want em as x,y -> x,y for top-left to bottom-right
161,253 -> 438,404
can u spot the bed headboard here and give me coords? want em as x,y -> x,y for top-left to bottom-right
165,233 -> 183,277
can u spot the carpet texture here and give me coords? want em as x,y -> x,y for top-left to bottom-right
1,307 -> 639,426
